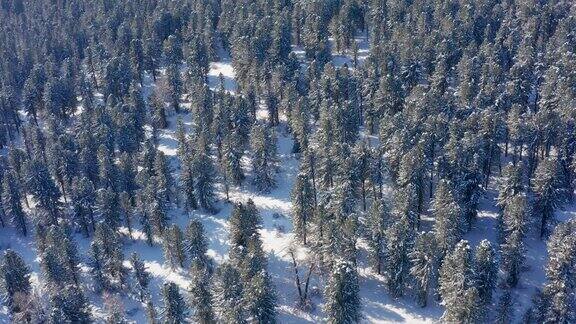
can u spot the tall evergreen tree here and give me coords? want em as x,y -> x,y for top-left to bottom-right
163,224 -> 186,269
497,163 -> 525,209
184,219 -> 210,269
188,260 -> 215,324
49,285 -> 91,323
97,187 -> 120,229
494,290 -> 514,324
244,269 -> 277,324
161,282 -> 188,324
409,232 -> 438,307
213,263 -> 244,323
221,132 -> 245,186
250,123 -> 278,192
165,64 -> 182,114
324,259 -> 361,324
103,292 -> 128,324
366,199 -> 390,275
90,223 -> 127,291
384,212 -> 413,298
473,240 -> 497,312
2,170 -> 27,235
500,194 -> 528,288
0,249 -> 31,313
153,151 -> 174,207
194,146 -> 218,213
146,298 -> 159,324
432,180 -> 462,255
180,152 -> 199,211
149,90 -> 168,129
532,158 -> 564,238
46,225 -> 81,285
291,172 -> 315,244
130,253 -> 150,302
439,240 -> 482,323
71,176 -> 97,236
539,220 -> 576,323
24,157 -> 61,225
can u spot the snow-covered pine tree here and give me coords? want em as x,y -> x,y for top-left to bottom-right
250,122 -> 278,192
494,290 -> 514,324
229,200 -> 262,252
353,141 -> 371,211
369,148 -> 385,200
393,181 -> 419,233
500,194 -> 527,288
141,176 -> 169,235
439,240 -> 482,323
97,187 -> 120,229
49,284 -> 92,323
191,83 -> 214,140
97,144 -> 117,191
118,152 -> 138,201
496,163 -> 525,242
539,219 -> 576,323
324,259 -> 361,324
24,157 -> 61,225
238,233 -> 268,282
90,223 -> 127,291
331,148 -> 358,219
139,200 -> 155,246
188,260 -> 215,324
163,224 -> 186,269
71,176 -> 97,237
317,104 -> 336,190
45,225 -> 81,285
2,170 -> 27,236
532,158 -> 564,238
244,269 -> 277,323
184,219 -> 210,269
165,63 -> 182,114
41,244 -> 72,288
366,199 -> 390,275
180,151 -> 199,211
213,263 -> 244,323
129,252 -> 150,302
291,172 -> 315,245
161,282 -> 187,324
384,215 -> 412,298
145,298 -> 158,324
432,180 -> 462,255
103,292 -> 128,324
119,192 -> 134,238
473,239 -> 497,314
496,162 -> 525,209
212,90 -> 231,160
409,231 -> 438,307
396,143 -> 427,221
193,143 -> 218,213
149,89 -> 167,129
289,97 -> 311,154
221,132 -> 245,186
0,249 -> 31,313
153,150 -> 174,206
523,289 -> 547,323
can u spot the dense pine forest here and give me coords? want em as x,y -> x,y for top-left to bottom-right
0,0 -> 575,322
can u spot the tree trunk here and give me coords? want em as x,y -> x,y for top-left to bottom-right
289,251 -> 304,304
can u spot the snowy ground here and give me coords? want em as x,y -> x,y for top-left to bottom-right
1,37 -> 575,323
